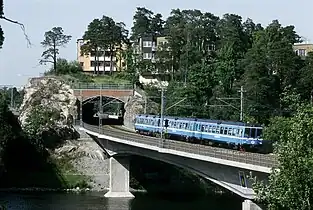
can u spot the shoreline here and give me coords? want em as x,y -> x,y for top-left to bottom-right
0,187 -> 147,193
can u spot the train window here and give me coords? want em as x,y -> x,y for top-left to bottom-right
244,128 -> 250,138
216,126 -> 220,134
220,127 -> 224,134
208,126 -> 212,133
239,129 -> 243,137
256,129 -> 262,138
233,128 -> 237,136
186,123 -> 189,130
224,128 -> 228,135
228,128 -> 232,135
250,128 -> 256,138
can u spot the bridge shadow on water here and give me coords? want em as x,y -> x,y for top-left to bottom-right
129,155 -> 243,205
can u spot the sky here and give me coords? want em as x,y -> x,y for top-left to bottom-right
0,0 -> 312,87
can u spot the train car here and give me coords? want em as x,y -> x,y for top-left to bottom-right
134,114 -> 269,153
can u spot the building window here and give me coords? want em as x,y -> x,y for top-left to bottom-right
90,61 -> 104,67
143,41 -> 152,47
143,53 -> 152,59
80,62 -> 84,67
90,51 -> 105,57
105,61 -> 111,67
298,49 -> 306,56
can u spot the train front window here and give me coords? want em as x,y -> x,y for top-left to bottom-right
244,128 -> 250,138
250,128 -> 256,138
256,129 -> 262,138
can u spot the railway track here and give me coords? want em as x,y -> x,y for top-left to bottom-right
83,123 -> 278,168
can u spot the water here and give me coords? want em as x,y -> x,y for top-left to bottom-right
0,192 -> 242,210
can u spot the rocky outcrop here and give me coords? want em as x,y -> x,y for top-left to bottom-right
123,95 -> 159,129
53,139 -> 110,191
18,77 -> 78,140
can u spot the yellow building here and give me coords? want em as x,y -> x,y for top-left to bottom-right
76,39 -> 127,74
293,43 -> 313,57
156,36 -> 169,50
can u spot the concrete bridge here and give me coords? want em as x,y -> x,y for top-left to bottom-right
78,123 -> 277,210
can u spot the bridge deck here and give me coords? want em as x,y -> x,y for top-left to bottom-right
81,123 -> 278,169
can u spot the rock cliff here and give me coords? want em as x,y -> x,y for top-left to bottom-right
17,77 -> 111,190
18,77 -> 78,140
124,94 -> 159,129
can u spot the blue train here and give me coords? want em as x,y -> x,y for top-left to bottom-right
134,114 -> 271,153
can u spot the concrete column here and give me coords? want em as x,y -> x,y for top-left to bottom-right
104,157 -> 134,198
242,200 -> 263,210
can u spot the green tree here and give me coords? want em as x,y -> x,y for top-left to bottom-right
150,13 -> 165,36
82,16 -> 128,75
131,7 -> 154,40
40,27 -> 72,73
242,20 -> 300,124
47,58 -> 83,75
297,52 -> 313,101
23,105 -> 63,149
164,9 -> 219,81
0,94 -> 21,162
81,18 -> 104,74
121,47 -> 139,84
103,17 -> 128,74
253,105 -> 313,209
215,14 -> 249,94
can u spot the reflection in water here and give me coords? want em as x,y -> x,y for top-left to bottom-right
0,192 -> 242,210
105,198 -> 131,210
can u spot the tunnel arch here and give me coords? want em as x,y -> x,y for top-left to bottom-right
79,95 -> 126,125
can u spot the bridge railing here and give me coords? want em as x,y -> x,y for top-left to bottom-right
71,83 -> 133,90
78,122 -> 278,169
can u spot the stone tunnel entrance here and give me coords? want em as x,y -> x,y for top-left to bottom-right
76,96 -> 125,125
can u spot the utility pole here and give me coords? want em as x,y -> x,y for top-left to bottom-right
80,88 -> 83,126
99,85 -> 103,133
160,87 -> 165,142
239,86 -> 244,121
216,86 -> 245,122
184,30 -> 189,87
144,96 -> 147,114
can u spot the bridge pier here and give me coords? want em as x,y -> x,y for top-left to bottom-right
242,200 -> 263,210
104,156 -> 134,198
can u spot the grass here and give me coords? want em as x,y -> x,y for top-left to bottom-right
92,74 -> 130,84
46,72 -> 131,85
51,156 -> 91,189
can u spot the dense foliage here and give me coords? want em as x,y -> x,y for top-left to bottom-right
129,8 -> 313,208
127,8 -> 309,126
81,16 -> 128,74
0,87 -> 24,108
252,105 -> 313,209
